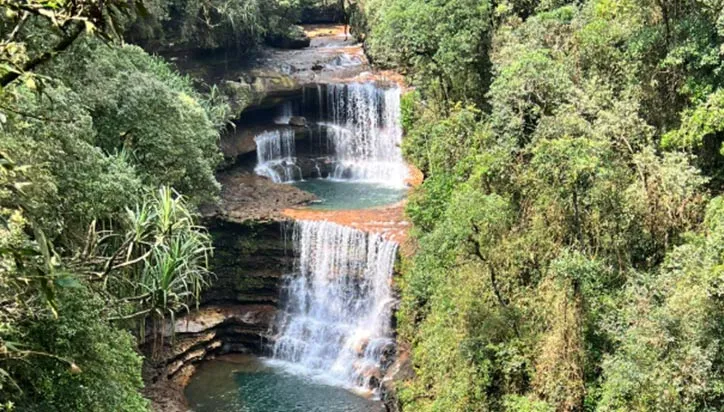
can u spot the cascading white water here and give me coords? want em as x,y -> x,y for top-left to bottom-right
256,83 -> 408,186
254,129 -> 302,183
272,220 -> 398,394
274,101 -> 294,125
325,83 -> 408,187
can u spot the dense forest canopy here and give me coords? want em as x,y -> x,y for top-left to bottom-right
1,0 -> 723,411
355,0 -> 724,410
0,0 -> 282,409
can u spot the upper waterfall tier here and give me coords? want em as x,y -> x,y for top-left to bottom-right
252,82 -> 409,188
271,220 -> 398,394
324,83 -> 408,187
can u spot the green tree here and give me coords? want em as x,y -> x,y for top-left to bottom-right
5,287 -> 149,411
364,0 -> 493,103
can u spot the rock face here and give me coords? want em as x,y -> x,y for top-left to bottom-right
143,219 -> 292,411
247,69 -> 304,109
204,219 -> 291,306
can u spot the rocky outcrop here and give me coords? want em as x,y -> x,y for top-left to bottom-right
221,80 -> 254,118
211,170 -> 316,222
218,70 -> 303,116
246,70 -> 303,109
143,219 -> 292,411
143,304 -> 278,411
380,347 -> 414,412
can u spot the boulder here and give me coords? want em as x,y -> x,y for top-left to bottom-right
288,116 -> 306,127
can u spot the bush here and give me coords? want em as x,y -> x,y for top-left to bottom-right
5,287 -> 149,412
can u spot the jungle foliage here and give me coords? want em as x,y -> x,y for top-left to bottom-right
125,0 -> 342,53
3,0 -> 724,411
0,1 -> 232,409
358,0 -> 724,411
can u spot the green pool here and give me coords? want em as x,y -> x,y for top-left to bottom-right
185,355 -> 384,412
293,179 -> 407,210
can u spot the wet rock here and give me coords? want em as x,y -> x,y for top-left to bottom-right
288,116 -> 306,127
293,157 -> 335,179
352,337 -> 371,355
245,69 -> 304,110
205,219 -> 292,302
380,349 -> 414,412
215,171 -> 316,222
254,25 -> 370,85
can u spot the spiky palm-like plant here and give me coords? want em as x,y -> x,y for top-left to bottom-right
104,187 -> 212,354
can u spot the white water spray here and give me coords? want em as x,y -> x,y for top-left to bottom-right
325,83 -> 408,187
274,101 -> 294,125
272,220 -> 398,394
255,83 -> 408,187
254,129 -> 302,183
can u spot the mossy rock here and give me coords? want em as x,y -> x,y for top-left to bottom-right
221,80 -> 253,117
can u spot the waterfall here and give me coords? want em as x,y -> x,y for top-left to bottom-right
275,101 -> 294,125
255,83 -> 408,186
272,220 -> 398,394
324,83 -> 408,187
254,129 -> 302,183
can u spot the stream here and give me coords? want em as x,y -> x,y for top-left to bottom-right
185,25 -> 408,412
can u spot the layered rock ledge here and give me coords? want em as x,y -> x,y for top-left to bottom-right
144,217 -> 291,411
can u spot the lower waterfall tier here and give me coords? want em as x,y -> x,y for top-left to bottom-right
271,220 -> 398,395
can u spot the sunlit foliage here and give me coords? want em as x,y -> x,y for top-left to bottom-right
359,0 -> 724,410
0,2 -> 227,408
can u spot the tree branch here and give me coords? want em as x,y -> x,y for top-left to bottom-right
0,21 -> 84,87
107,308 -> 152,322
5,11 -> 30,43
469,221 -> 509,307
